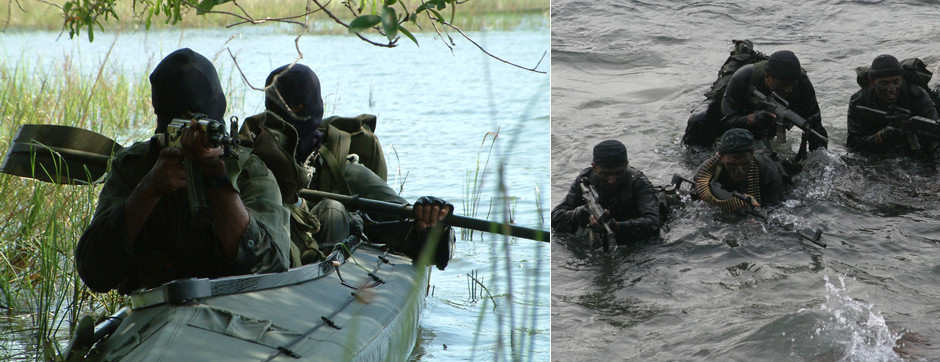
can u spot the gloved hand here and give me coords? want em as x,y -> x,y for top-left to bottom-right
573,205 -> 590,225
753,110 -> 776,130
877,126 -> 906,146
413,196 -> 454,230
413,196 -> 455,271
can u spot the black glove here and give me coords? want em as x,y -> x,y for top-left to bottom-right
753,110 -> 776,130
413,196 -> 455,271
878,126 -> 905,146
414,196 -> 454,212
573,205 -> 590,225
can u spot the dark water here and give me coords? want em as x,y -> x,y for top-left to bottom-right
0,25 -> 549,360
552,1 -> 940,360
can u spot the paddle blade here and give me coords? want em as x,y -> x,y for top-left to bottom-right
1,124 -> 122,185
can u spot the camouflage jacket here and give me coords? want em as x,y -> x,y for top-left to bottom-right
75,138 -> 290,294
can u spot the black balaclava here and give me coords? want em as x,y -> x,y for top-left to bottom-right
764,50 -> 802,82
149,48 -> 226,133
265,63 -> 324,161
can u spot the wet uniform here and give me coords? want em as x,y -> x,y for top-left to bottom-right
694,153 -> 786,209
846,82 -> 940,161
721,62 -> 828,150
551,167 -> 660,244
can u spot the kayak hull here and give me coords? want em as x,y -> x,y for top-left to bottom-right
79,244 -> 429,361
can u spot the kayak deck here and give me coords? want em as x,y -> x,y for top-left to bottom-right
81,243 -> 429,361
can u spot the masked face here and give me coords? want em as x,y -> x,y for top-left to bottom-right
720,152 -> 754,184
592,163 -> 628,192
871,75 -> 902,106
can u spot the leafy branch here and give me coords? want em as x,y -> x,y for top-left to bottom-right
58,0 -> 547,73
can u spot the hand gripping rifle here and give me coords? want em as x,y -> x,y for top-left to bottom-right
164,114 -> 240,218
671,174 -> 825,248
854,105 -> 940,151
728,190 -> 826,248
578,177 -> 615,251
752,89 -> 829,145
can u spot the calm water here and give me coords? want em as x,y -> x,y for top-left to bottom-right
0,24 -> 549,360
552,1 -> 940,361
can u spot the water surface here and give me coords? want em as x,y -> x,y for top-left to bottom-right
552,1 -> 940,360
1,25 -> 550,360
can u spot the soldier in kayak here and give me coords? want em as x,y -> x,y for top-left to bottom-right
692,128 -> 786,213
846,54 -> 940,163
720,50 -> 828,154
240,63 -> 455,269
551,140 -> 660,245
75,49 -> 291,294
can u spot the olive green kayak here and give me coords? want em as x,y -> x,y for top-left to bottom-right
66,242 -> 430,361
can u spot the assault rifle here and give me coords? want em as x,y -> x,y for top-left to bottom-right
752,89 -> 828,145
578,177 -> 615,251
164,115 -> 240,218
854,105 -> 940,151
671,173 -> 826,248
724,187 -> 826,248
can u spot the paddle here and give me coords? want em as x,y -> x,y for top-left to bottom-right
299,189 -> 550,242
1,124 -> 122,185
1,124 -> 551,242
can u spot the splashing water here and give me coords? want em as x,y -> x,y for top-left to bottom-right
818,275 -> 902,362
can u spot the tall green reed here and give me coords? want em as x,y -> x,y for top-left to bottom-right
0,53 -> 152,360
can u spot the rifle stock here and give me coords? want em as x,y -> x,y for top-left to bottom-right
297,189 -> 550,242
753,89 -> 828,144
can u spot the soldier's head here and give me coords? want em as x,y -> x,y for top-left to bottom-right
149,48 -> 226,133
867,54 -> 903,106
265,63 -> 325,161
591,140 -> 628,191
717,129 -> 755,184
763,50 -> 802,98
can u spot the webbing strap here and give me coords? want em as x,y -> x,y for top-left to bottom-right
129,243 -> 360,309
317,124 -> 352,195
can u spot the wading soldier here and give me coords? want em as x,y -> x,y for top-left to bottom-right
551,140 -> 660,245
846,54 -> 940,164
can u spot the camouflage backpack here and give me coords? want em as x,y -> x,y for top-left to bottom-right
682,40 -> 769,147
855,57 -> 940,114
313,114 -> 388,195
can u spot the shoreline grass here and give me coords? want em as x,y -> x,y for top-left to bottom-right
0,50 -> 548,361
0,0 -> 548,35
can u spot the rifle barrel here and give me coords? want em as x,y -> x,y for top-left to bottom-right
753,89 -> 828,143
298,189 -> 550,242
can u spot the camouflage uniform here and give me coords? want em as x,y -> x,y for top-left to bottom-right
241,111 -> 453,268
75,139 -> 290,294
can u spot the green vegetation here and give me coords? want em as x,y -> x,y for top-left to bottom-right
0,49 -> 547,360
0,0 -> 547,36
0,55 -> 153,359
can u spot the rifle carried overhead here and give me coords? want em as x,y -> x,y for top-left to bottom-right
752,89 -> 829,144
